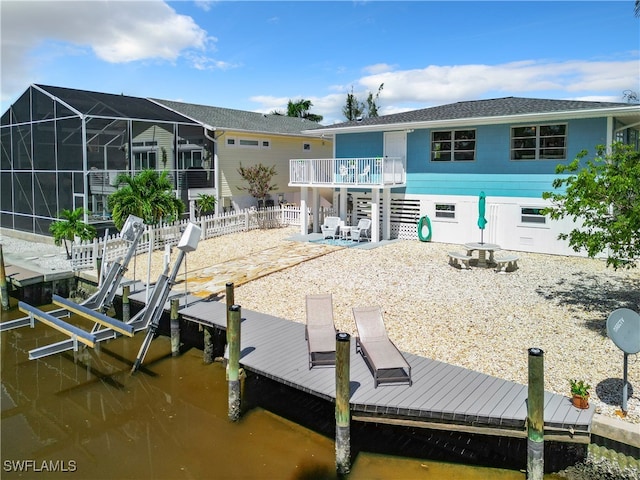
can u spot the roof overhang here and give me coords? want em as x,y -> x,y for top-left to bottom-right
304,105 -> 640,136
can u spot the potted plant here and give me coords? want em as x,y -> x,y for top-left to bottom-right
569,379 -> 591,409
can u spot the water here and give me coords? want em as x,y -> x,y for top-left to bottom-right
1,301 -> 559,479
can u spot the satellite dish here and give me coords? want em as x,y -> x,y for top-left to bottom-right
606,308 -> 640,354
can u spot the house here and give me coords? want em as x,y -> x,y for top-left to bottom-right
0,85 -> 332,238
153,98 -> 333,213
293,97 -> 640,256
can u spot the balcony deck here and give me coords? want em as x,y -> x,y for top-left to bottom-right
288,157 -> 406,189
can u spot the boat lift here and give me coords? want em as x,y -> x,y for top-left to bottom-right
23,222 -> 201,363
0,215 -> 145,333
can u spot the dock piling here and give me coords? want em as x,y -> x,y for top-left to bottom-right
122,285 -> 130,322
203,326 -> 214,364
228,304 -> 241,422
527,347 -> 544,480
170,299 -> 180,357
335,332 -> 351,475
0,245 -> 9,311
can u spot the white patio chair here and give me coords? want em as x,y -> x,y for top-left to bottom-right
321,216 -> 342,239
351,218 -> 371,242
358,164 -> 371,182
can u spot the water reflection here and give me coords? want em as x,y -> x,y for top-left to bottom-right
1,303 -> 540,479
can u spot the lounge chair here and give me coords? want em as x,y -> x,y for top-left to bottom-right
352,306 -> 412,387
305,294 -> 337,369
321,216 -> 342,239
351,218 -> 372,242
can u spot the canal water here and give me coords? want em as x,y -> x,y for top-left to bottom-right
1,302 -> 563,479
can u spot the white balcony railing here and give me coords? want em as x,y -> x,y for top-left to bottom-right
288,157 -> 405,188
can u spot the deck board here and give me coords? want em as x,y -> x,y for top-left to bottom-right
179,300 -> 594,438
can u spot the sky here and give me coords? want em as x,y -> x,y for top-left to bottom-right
1,0 -> 638,125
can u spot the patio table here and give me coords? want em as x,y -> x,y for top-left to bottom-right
464,242 -> 501,267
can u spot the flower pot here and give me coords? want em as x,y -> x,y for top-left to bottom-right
572,394 -> 589,409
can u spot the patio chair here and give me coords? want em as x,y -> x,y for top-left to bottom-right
352,306 -> 412,387
305,294 -> 337,369
321,216 -> 342,239
351,218 -> 372,242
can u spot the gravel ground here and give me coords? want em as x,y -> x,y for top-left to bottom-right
2,227 -> 639,425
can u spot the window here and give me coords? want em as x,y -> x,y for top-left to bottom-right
303,143 -> 311,151
435,203 -> 456,219
521,207 -> 546,224
511,124 -> 566,160
432,130 -> 475,161
227,137 -> 270,149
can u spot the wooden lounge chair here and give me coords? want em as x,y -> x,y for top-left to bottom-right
352,306 -> 412,387
305,294 -> 337,369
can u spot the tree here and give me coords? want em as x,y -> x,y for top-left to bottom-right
542,142 -> 640,269
50,207 -> 97,259
366,83 -> 384,118
343,86 -> 365,121
237,163 -> 278,206
343,83 -> 384,121
286,99 -> 323,123
108,169 -> 185,230
195,193 -> 217,217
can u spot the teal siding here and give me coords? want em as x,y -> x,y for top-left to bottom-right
336,132 -> 383,157
405,173 -> 566,198
334,116 -> 608,198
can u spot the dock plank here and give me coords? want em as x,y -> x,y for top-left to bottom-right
178,299 -> 594,438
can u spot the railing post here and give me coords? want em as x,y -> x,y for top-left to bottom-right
335,332 -> 351,475
527,347 -> 544,480
170,298 -> 180,357
227,304 -> 242,422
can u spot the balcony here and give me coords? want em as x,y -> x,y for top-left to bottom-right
288,157 -> 405,188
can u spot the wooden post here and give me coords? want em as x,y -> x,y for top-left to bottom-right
0,245 -> 9,311
335,332 -> 351,475
228,304 -> 241,422
122,284 -> 130,322
527,347 -> 544,480
170,298 -> 180,357
225,282 -> 234,334
203,326 -> 214,364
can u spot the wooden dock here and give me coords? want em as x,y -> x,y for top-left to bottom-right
179,300 -> 595,443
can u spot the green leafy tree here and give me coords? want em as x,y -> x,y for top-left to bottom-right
343,83 -> 384,121
108,169 -> 185,230
195,193 -> 217,217
542,142 -> 640,269
286,99 -> 323,123
50,207 -> 97,259
237,163 -> 278,206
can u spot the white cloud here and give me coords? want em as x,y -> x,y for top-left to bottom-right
0,0 -> 216,102
249,57 -> 639,125
363,63 -> 395,75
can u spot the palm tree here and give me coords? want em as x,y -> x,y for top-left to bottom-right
49,208 -> 97,259
108,169 -> 185,230
286,99 -> 323,123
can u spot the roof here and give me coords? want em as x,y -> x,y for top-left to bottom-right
153,98 -> 326,136
311,96 -> 640,134
35,85 -> 199,124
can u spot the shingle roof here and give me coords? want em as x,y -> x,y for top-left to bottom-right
321,96 -> 635,129
36,85 -> 198,124
153,99 -> 326,135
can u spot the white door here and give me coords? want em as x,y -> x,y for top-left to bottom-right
384,131 -> 406,182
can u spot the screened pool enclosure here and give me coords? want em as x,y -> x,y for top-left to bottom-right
1,85 -> 214,236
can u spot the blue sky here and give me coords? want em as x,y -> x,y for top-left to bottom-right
1,1 -> 638,124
